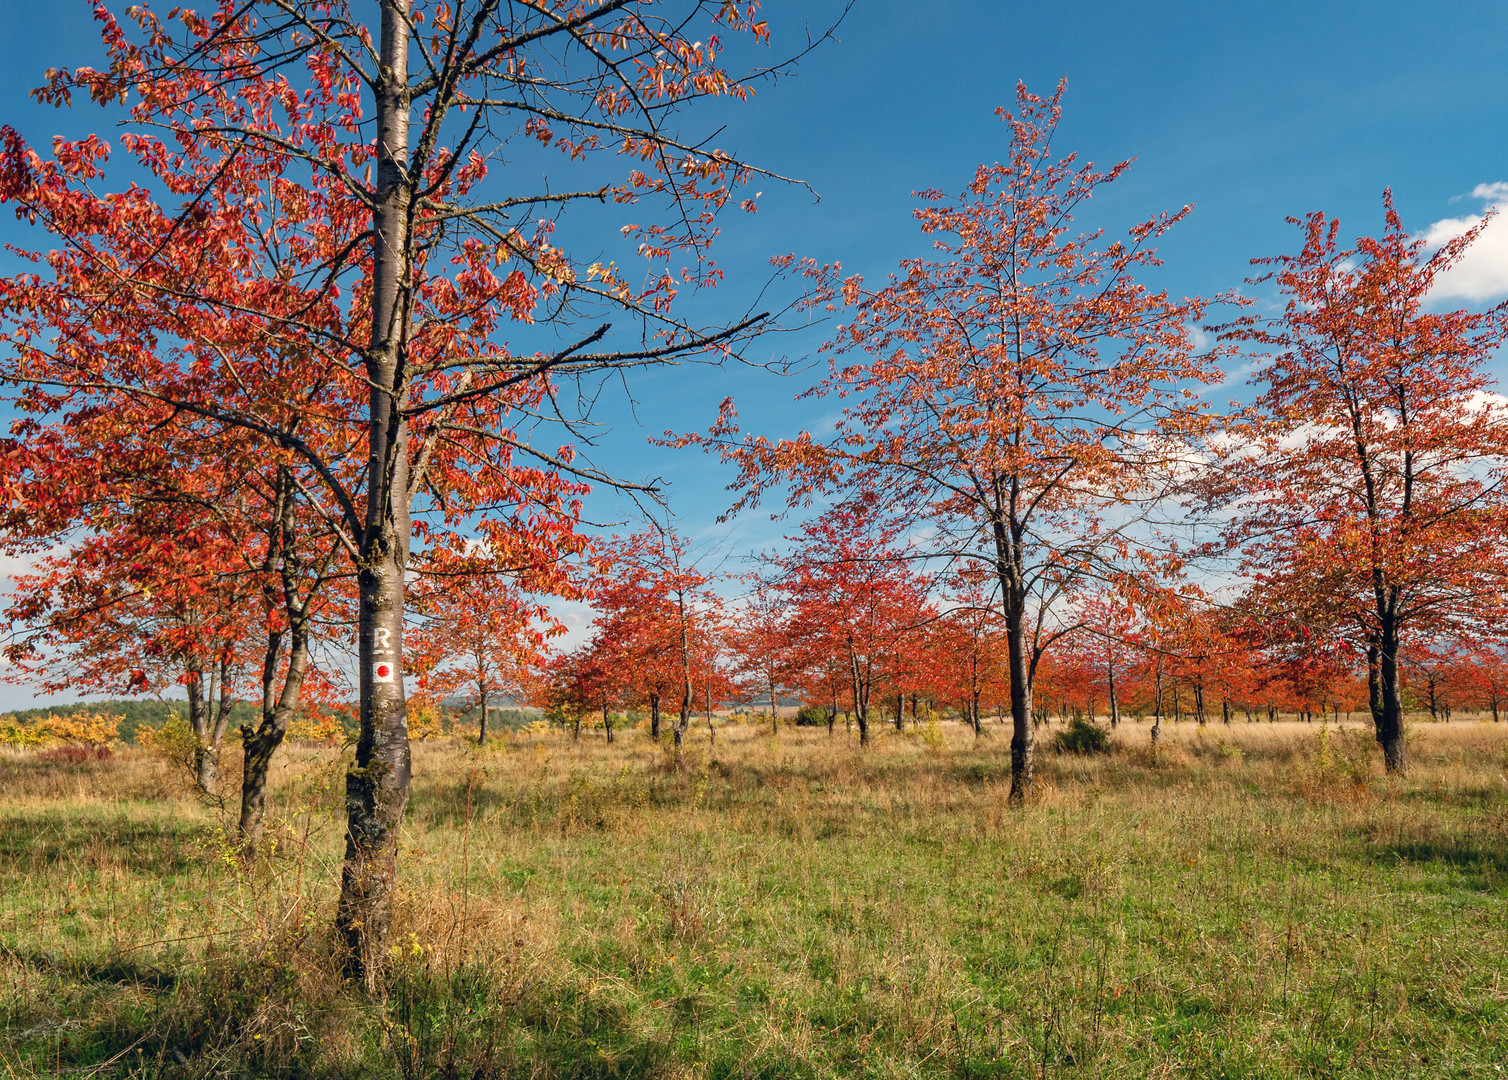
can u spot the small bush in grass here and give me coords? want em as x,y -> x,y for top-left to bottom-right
1054,716 -> 1111,755
794,705 -> 830,727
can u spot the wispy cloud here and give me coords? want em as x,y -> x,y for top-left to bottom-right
1423,182 -> 1508,302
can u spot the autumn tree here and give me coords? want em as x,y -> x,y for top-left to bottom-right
0,389 -> 350,847
1210,193 -> 1508,772
0,0 -> 803,982
692,83 -> 1220,796
726,574 -> 798,735
411,552 -> 566,745
771,499 -> 931,746
931,566 -> 1005,735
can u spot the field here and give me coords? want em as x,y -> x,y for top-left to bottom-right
2,716 -> 1506,1078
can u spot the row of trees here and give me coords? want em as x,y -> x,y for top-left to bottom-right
541,524 -> 1508,746
0,3 -> 1503,985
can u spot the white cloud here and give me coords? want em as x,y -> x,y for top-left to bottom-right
1422,182 -> 1508,302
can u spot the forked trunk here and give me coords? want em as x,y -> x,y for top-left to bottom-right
240,622 -> 311,851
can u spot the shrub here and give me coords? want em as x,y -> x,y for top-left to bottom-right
0,711 -> 122,749
794,705 -> 830,727
1053,716 -> 1111,755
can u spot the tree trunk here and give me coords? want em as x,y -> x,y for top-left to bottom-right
1194,681 -> 1206,725
477,688 -> 489,746
650,692 -> 661,739
894,690 -> 904,733
1005,594 -> 1033,801
1375,627 -> 1406,773
240,623 -> 311,851
1221,697 -> 1231,726
338,0 -> 416,991
186,660 -> 217,794
704,672 -> 716,746
1107,655 -> 1119,729
603,703 -> 614,743
1151,657 -> 1164,746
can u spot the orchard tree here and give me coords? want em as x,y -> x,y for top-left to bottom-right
0,0 -> 803,983
691,82 -> 1221,796
410,551 -> 567,745
772,499 -> 931,746
0,395 -> 348,844
727,573 -> 798,735
1211,193 -> 1508,771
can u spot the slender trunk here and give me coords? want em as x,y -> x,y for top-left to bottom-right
186,660 -> 216,794
1376,624 -> 1406,773
769,673 -> 778,736
339,0 -> 416,989
212,656 -> 234,758
1221,697 -> 1231,726
849,645 -> 869,746
649,692 -> 661,739
705,672 -> 715,746
1107,654 -> 1119,729
478,688 -> 489,746
894,690 -> 904,733
603,703 -> 614,743
1194,681 -> 1206,726
1151,657 -> 1164,746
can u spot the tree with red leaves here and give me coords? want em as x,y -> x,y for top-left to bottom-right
0,0 -> 803,982
1211,193 -> 1508,772
772,500 -> 931,747
690,82 -> 1220,796
410,552 -> 566,746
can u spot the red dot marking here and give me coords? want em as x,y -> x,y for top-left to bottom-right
377,664 -> 391,678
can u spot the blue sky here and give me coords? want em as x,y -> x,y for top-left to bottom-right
1,0 -> 1506,706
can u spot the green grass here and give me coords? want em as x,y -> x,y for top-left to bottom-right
2,717 -> 1506,1077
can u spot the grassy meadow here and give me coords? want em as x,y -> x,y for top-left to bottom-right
2,715 -> 1507,1078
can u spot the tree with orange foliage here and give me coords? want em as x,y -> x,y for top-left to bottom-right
411,552 -> 567,745
2,0 -> 799,980
691,83 -> 1220,796
1211,193 -> 1508,771
771,499 -> 931,747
